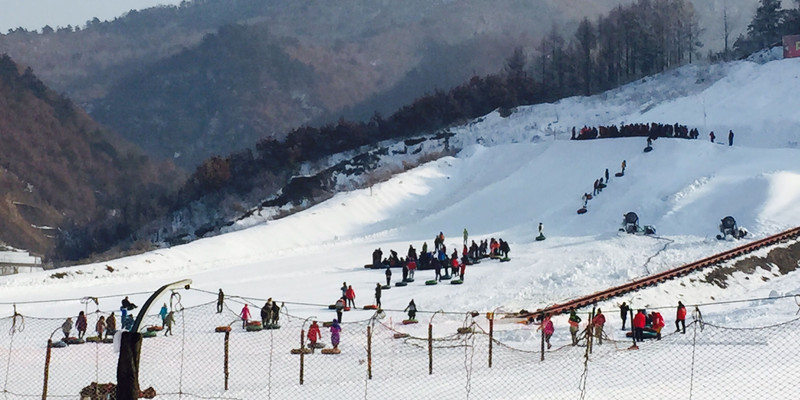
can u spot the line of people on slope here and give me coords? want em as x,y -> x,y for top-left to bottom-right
58,296 -> 178,342
581,161 -> 624,209
572,122 -> 695,141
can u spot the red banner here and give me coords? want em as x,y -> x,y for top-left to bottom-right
784,35 -> 800,58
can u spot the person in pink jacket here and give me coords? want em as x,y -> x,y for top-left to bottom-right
240,304 -> 251,329
537,313 -> 555,349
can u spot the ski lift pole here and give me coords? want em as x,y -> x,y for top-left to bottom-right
117,279 -> 191,400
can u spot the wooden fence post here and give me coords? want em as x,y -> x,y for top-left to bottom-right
367,325 -> 372,380
42,340 -> 52,400
488,314 -> 494,368
428,324 -> 433,375
224,331 -> 230,391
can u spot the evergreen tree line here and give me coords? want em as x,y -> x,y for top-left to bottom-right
727,0 -> 800,60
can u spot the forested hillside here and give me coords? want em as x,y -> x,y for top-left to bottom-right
0,54 -> 180,261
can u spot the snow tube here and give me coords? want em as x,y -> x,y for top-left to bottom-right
246,321 -> 263,332
146,326 -> 163,332
615,172 -> 624,177
577,207 -> 587,214
381,285 -> 391,290
393,333 -> 410,339
499,257 -> 511,262
585,194 -> 593,200
50,340 -> 67,348
215,326 -> 232,333
290,348 -> 311,355
321,348 -> 341,354
102,338 -> 114,344
64,337 -> 85,345
402,319 -> 418,325
142,331 -> 157,338
85,336 -> 102,343
264,323 -> 280,330
440,274 -> 452,280
363,305 -> 378,310
425,280 -> 438,285
450,279 -> 463,285
535,234 -> 546,241
625,329 -> 659,340
643,145 -> 653,153
310,342 -> 326,349
395,281 -> 408,287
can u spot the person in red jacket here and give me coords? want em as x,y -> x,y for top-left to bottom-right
345,285 -> 356,308
592,309 -> 606,345
307,320 -> 322,352
651,311 -> 665,340
675,301 -> 686,333
240,304 -> 251,329
633,309 -> 646,342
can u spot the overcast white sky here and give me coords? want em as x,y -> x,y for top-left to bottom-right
0,0 -> 184,32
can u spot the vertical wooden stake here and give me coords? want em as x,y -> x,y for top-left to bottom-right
428,324 -> 433,375
42,340 -> 52,400
367,326 -> 373,380
224,331 -> 230,391
488,316 -> 494,368
540,326 -> 545,362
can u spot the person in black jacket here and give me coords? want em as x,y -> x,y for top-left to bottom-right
375,283 -> 382,308
121,296 -> 137,311
619,302 -> 630,330
385,267 -> 392,286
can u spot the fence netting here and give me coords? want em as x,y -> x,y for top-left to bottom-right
2,294 -> 799,399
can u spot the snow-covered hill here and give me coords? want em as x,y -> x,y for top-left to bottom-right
1,55 -> 800,399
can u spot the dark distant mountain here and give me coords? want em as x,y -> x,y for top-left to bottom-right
0,54 -> 180,261
0,0 -> 641,169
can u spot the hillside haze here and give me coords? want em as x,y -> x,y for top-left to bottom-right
0,0 -> 760,169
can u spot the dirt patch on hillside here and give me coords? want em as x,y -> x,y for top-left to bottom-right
703,240 -> 800,288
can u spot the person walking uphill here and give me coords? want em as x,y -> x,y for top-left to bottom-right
568,310 -> 582,346
163,311 -> 175,336
385,266 -> 392,287
159,303 -> 168,328
728,130 -> 734,146
345,285 -> 356,308
463,228 -> 468,246
675,301 -> 687,334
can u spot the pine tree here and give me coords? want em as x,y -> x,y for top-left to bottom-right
748,0 -> 783,49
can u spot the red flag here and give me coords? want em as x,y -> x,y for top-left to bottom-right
784,35 -> 800,59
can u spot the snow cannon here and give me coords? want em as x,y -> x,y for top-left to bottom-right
717,216 -> 747,240
621,212 -> 639,234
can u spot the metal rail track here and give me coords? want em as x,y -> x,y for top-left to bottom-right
515,227 -> 800,319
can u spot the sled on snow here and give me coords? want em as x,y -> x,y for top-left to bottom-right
321,348 -> 341,354
499,257 -> 511,262
215,326 -> 232,333
402,319 -> 418,325
451,279 -> 464,285
625,329 -> 659,340
393,333 -> 410,339
535,234 -> 546,241
363,304 -> 379,310
146,326 -> 163,332
425,280 -> 438,285
49,340 -> 68,348
246,321 -> 263,332
577,207 -> 588,215
643,145 -> 653,153
381,285 -> 391,290
310,342 -> 325,349
615,172 -> 624,177
64,337 -> 85,345
290,348 -> 311,355
85,336 -> 102,343
394,281 -> 408,287
142,330 -> 158,338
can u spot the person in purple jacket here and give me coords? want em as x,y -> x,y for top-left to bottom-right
330,319 -> 342,350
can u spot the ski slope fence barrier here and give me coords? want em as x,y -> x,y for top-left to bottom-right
2,296 -> 800,399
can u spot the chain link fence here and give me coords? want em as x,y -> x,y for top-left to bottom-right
2,293 -> 799,399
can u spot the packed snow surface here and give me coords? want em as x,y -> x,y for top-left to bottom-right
2,56 -> 800,399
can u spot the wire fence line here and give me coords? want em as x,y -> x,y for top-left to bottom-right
1,296 -> 799,399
